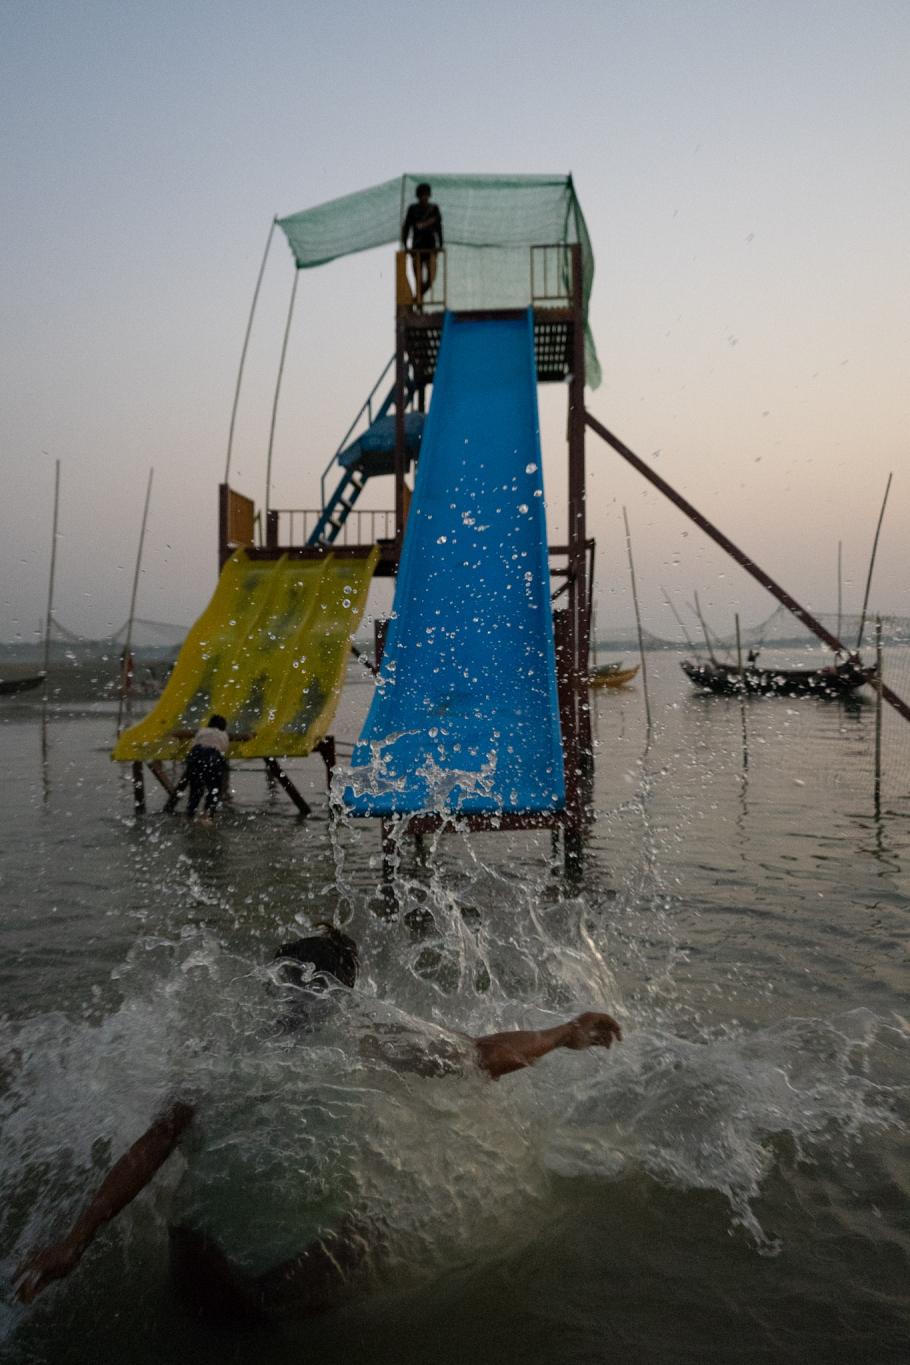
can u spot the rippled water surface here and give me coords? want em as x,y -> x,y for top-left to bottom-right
1,651 -> 908,1363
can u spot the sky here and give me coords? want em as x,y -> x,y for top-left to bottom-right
2,0 -> 908,646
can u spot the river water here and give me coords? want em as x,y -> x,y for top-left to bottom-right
1,649 -> 908,1364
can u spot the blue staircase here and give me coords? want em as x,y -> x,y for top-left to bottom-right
308,361 -> 425,546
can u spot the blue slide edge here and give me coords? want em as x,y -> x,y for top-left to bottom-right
343,309 -> 565,816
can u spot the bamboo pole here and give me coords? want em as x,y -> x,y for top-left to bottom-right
40,459 -> 61,795
661,585 -> 697,652
41,459 -> 61,708
836,540 -> 843,643
735,613 -> 743,673
736,613 -> 749,769
856,473 -> 893,651
623,507 -> 651,731
224,217 -> 277,485
116,467 -> 154,736
874,617 -> 883,816
692,592 -> 719,665
264,268 -> 300,521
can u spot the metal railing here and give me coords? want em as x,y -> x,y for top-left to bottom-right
396,248 -> 447,310
319,355 -> 395,510
271,507 -> 395,548
530,244 -> 573,305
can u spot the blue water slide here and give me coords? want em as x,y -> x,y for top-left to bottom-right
344,310 -> 565,816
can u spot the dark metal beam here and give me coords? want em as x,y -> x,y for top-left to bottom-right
404,810 -> 564,835
584,410 -> 910,725
148,760 -> 177,797
263,758 -> 311,816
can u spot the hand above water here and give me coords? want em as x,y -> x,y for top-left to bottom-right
15,1234 -> 87,1303
563,1012 -> 623,1051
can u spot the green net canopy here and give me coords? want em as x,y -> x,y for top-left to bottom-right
277,173 -> 600,387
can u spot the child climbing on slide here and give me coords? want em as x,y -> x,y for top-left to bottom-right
165,715 -> 252,821
183,715 -> 230,821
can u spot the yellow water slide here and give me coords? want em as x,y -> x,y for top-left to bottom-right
113,548 -> 378,763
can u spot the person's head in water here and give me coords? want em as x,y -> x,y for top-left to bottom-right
273,923 -> 359,991
415,182 -> 431,205
207,714 -> 227,731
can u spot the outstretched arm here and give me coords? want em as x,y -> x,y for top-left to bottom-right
358,1013 -> 621,1082
474,1012 -> 622,1080
15,1100 -> 194,1303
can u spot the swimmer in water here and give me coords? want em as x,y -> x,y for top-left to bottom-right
14,924 -> 622,1320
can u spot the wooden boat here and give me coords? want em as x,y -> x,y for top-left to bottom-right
0,672 -> 44,697
681,655 -> 875,699
589,663 -> 639,689
588,607 -> 639,690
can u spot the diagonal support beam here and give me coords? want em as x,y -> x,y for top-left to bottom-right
584,410 -> 910,726
263,758 -> 311,816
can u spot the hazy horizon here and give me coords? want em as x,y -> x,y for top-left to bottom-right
3,1 -> 907,644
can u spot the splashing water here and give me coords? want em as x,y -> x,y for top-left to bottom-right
2,694 -> 909,1362
542,1011 -> 901,1250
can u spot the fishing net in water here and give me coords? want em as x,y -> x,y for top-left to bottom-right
277,173 -> 601,388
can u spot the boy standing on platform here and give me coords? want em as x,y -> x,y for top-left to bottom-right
401,182 -> 443,304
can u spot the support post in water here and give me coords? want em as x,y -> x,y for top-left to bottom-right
735,614 -> 743,674
131,762 -> 146,815
377,816 -> 402,918
736,613 -> 749,772
563,819 -> 583,879
554,609 -> 585,873
42,458 -> 61,715
264,758 -> 311,816
316,736 -> 337,789
381,816 -> 397,884
874,617 -> 883,817
147,760 -> 176,799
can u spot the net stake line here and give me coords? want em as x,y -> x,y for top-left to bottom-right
691,591 -> 722,665
736,613 -> 749,771
40,458 -> 61,798
116,467 -> 154,737
856,471 -> 893,651
584,411 -> 910,726
661,584 -> 697,652
622,506 -> 651,733
41,459 -> 61,710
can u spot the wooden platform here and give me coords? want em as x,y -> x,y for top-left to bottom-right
404,308 -> 576,385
